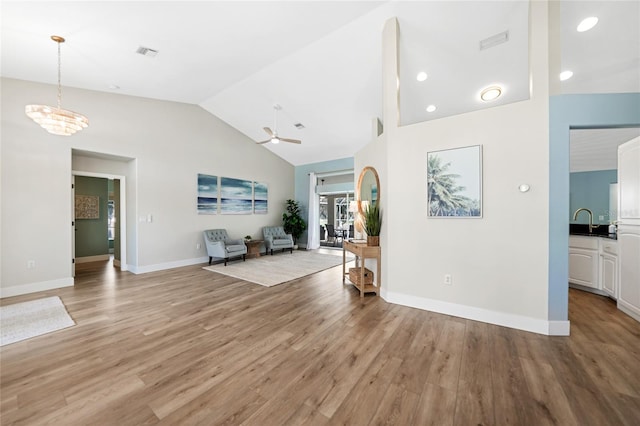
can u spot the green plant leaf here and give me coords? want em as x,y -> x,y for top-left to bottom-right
282,199 -> 307,243
364,203 -> 381,236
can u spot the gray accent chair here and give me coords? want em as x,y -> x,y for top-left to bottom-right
262,226 -> 294,255
203,229 -> 247,266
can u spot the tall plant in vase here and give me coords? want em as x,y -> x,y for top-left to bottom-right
282,199 -> 307,248
364,203 -> 381,246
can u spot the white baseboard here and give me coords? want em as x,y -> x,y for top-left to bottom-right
0,277 -> 74,299
547,320 -> 571,336
381,290 -> 570,336
75,254 -> 110,264
129,256 -> 208,274
569,283 -> 608,297
617,299 -> 640,323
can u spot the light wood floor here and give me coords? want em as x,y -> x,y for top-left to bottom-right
1,258 -> 639,425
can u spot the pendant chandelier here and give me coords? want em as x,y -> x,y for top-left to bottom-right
25,35 -> 89,136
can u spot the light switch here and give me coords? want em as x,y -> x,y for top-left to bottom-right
147,214 -> 153,223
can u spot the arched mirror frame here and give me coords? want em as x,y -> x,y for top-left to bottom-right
357,166 -> 380,215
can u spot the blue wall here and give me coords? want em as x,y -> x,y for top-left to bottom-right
570,170 -> 617,225
294,157 -> 355,246
549,93 -> 640,322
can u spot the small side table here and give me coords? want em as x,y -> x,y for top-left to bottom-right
245,240 -> 264,259
343,240 -> 381,297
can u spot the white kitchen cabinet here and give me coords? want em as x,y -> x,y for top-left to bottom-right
600,240 -> 618,298
618,137 -> 640,224
569,236 -> 599,290
617,228 -> 640,322
616,137 -> 640,323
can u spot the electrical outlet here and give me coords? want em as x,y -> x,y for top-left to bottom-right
444,274 -> 452,285
27,260 -> 36,269
196,243 -> 201,250
599,215 -> 605,221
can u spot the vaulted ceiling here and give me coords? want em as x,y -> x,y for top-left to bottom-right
2,1 -> 638,166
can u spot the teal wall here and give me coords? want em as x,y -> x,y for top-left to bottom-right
570,170 -> 617,225
294,157 -> 355,246
75,176 -> 109,257
549,93 -> 640,322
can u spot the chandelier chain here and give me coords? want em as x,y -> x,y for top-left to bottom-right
57,39 -> 62,109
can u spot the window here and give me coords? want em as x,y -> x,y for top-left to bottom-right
319,196 -> 328,226
107,200 -> 116,240
334,195 -> 354,229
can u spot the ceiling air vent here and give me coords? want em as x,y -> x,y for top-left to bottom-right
479,31 -> 509,51
294,123 -> 305,129
136,46 -> 159,57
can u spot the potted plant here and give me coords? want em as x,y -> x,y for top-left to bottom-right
244,235 -> 252,242
364,203 -> 381,246
282,199 -> 307,248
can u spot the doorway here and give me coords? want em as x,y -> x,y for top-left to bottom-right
318,192 -> 355,248
549,93 -> 640,332
72,171 -> 128,277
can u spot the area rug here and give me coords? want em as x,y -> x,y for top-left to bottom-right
203,250 -> 353,287
0,296 -> 75,346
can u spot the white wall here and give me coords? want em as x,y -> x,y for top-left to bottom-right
355,128 -> 387,289
1,77 -> 294,297
357,2 -> 562,335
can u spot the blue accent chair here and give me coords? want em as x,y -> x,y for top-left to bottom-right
203,229 -> 247,266
262,226 -> 294,255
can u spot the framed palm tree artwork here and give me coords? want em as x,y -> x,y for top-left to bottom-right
427,145 -> 482,218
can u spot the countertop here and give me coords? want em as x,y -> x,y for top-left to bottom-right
570,224 -> 617,240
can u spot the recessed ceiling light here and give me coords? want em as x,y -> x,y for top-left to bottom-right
426,105 -> 437,112
577,17 -> 598,32
108,84 -> 120,90
480,86 -> 502,102
416,72 -> 428,82
559,70 -> 573,81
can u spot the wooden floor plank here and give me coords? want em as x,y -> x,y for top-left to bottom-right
425,319 -> 465,391
490,326 -> 538,425
329,353 -> 403,425
520,357 -> 579,426
413,383 -> 456,426
369,383 -> 420,425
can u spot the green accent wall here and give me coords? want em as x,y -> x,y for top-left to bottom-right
75,176 -> 109,257
570,170 -> 617,225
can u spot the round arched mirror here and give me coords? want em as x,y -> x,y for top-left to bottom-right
357,166 -> 380,215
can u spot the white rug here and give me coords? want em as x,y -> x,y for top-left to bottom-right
203,250 -> 352,287
1,296 -> 75,346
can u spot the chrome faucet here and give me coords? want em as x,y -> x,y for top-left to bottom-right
573,208 -> 600,233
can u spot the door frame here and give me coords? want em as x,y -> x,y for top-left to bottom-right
72,171 -> 128,274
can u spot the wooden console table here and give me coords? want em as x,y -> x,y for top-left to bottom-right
343,240 -> 381,297
245,240 -> 263,259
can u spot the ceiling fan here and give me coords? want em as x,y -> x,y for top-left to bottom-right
257,104 -> 301,145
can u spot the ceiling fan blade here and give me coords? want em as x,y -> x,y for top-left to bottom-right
256,139 -> 272,144
263,127 -> 274,137
280,137 -> 302,144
